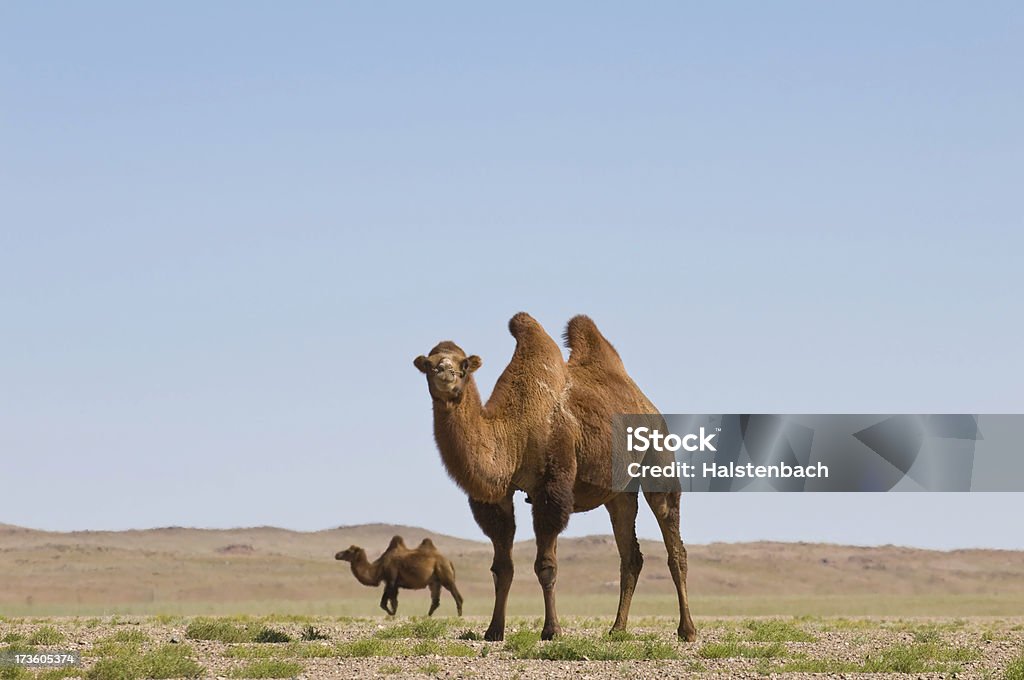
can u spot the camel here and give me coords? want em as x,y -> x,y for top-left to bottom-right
413,312 -> 696,642
335,536 -> 463,616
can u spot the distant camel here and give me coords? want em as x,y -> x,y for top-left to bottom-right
335,536 -> 463,616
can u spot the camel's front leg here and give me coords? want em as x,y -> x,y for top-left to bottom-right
532,483 -> 572,640
645,490 -> 697,641
469,493 -> 516,641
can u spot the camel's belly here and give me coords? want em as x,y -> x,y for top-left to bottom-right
572,480 -> 617,512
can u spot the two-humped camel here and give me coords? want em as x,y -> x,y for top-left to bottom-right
414,313 -> 696,641
335,536 -> 463,616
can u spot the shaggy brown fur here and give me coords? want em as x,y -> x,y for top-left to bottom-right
414,313 -> 696,642
335,536 -> 463,616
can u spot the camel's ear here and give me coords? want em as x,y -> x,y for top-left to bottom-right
414,355 -> 431,373
461,355 -> 482,374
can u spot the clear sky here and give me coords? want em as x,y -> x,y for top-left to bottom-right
2,3 -> 1021,549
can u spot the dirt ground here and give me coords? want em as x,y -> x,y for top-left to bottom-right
2,615 -> 1023,679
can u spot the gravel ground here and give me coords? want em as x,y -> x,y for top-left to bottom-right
2,615 -> 1022,679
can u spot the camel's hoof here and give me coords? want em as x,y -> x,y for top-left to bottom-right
678,626 -> 698,642
483,627 -> 504,642
540,625 -> 562,641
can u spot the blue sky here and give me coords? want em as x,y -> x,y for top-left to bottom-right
1,2 -> 1022,548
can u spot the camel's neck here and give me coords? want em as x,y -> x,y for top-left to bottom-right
432,380 -> 519,502
348,555 -> 381,586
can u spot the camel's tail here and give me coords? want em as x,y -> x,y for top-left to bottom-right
563,315 -> 624,369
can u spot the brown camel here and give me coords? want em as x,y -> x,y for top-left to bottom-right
414,313 -> 696,642
335,536 -> 463,617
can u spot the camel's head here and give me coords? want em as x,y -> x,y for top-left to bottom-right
334,545 -> 364,562
414,341 -> 481,403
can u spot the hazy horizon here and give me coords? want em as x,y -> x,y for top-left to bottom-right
6,513 -> 1024,553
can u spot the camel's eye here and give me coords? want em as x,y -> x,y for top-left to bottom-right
433,366 -> 442,373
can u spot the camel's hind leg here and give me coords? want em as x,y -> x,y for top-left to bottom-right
644,490 -> 697,641
605,493 -> 644,634
427,581 -> 441,616
438,560 -> 464,616
469,493 -> 515,641
446,581 -> 464,617
380,583 -> 398,616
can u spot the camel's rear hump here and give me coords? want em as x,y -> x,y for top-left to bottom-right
564,315 -> 625,373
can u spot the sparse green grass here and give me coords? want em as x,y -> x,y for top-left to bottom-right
773,657 -> 866,673
100,629 -> 150,644
299,625 -> 328,641
410,640 -> 475,657
34,668 -> 81,680
605,629 -> 658,642
0,615 -> 1016,676
374,618 -> 449,640
223,645 -> 285,660
698,641 -> 788,659
185,619 -> 290,644
981,628 -> 1009,642
502,630 -> 541,657
295,643 -> 344,659
27,627 -> 65,645
86,643 -> 204,679
225,641 -> 338,659
1005,653 -> 1024,680
503,632 -> 677,661
252,627 -> 291,644
910,625 -> 942,644
88,639 -> 141,659
378,663 -> 402,675
144,644 -> 206,679
185,619 -> 253,643
861,642 -> 978,673
744,619 -> 816,642
227,660 -> 304,678
419,661 -> 442,674
818,617 -> 876,630
0,666 -> 32,680
333,638 -> 391,658
761,641 -> 982,675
